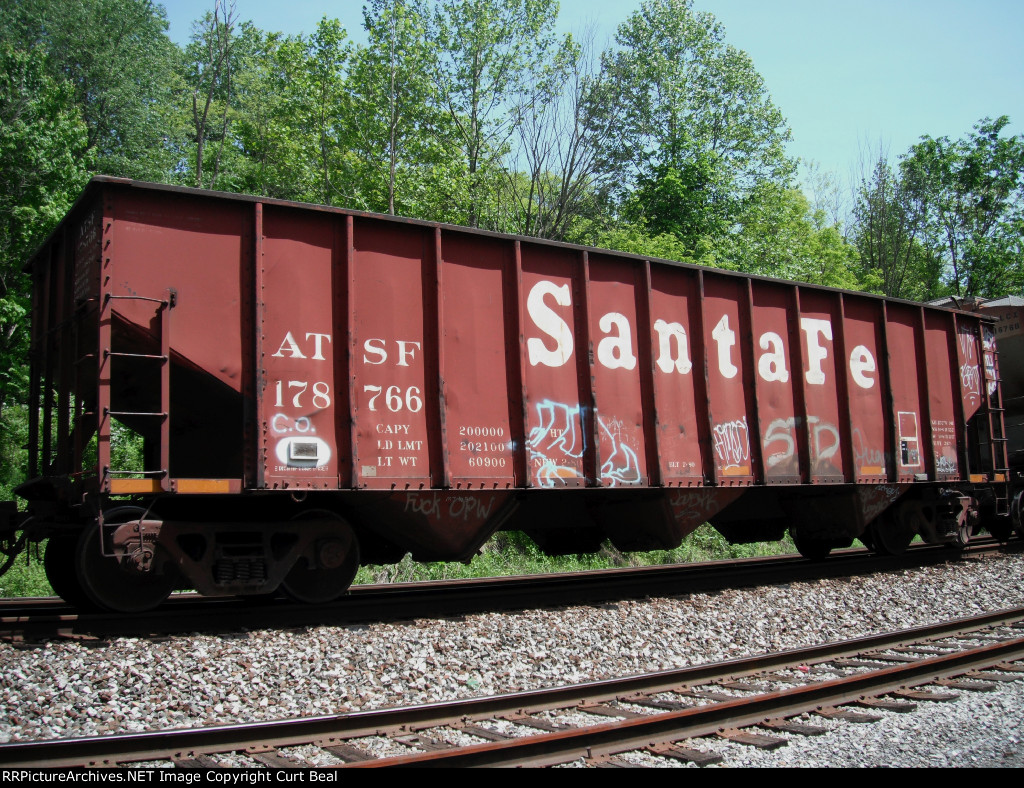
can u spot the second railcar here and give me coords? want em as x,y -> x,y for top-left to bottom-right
6,177 -> 1013,610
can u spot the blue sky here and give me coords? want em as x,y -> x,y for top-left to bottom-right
159,0 -> 1024,187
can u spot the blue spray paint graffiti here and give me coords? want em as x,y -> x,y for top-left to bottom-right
527,400 -> 584,486
526,399 -> 641,487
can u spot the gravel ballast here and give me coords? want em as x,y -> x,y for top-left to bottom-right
2,552 -> 1023,767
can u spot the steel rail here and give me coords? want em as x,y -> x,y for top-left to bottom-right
2,606 -> 1023,768
1,539 -> 1014,640
363,633 -> 1024,768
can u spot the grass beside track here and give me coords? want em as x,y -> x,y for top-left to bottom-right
358,526 -> 796,584
0,525 -> 797,599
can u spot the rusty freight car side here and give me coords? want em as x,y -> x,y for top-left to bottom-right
8,177 -> 1012,611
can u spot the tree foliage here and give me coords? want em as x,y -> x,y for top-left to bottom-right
853,152 -> 941,300
302,18 -> 356,206
349,0 -> 438,216
503,30 -> 619,239
608,5 -> 792,191
597,0 -> 796,266
230,26 -> 317,200
901,116 -> 1024,297
0,43 -> 91,434
1,0 -> 178,180
182,0 -> 237,189
430,0 -> 560,228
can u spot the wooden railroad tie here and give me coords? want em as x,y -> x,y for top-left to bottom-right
647,744 -> 723,766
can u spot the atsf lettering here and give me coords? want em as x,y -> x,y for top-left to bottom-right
360,338 -> 427,473
268,330 -> 334,410
266,329 -> 335,472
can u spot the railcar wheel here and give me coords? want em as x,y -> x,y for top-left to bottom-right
45,536 -> 91,609
1010,491 -> 1024,541
280,512 -> 360,605
952,520 -> 972,550
987,521 -> 1011,540
983,503 -> 1015,540
790,530 -> 832,561
75,507 -> 174,613
867,511 -> 915,556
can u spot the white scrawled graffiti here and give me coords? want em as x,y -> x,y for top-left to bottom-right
667,488 -> 745,531
983,327 -> 998,396
527,400 -> 584,488
959,328 -> 982,406
712,417 -> 750,470
960,362 -> 982,403
598,416 -> 642,486
809,417 -> 841,463
668,488 -> 719,512
669,488 -> 721,530
760,416 -> 841,469
764,418 -> 796,468
526,399 -> 641,488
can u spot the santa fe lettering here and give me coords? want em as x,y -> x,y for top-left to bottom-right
524,279 -> 878,389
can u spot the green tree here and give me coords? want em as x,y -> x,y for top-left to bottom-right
721,185 -> 859,288
604,0 -> 794,246
230,26 -> 320,201
181,1 -> 238,189
901,116 -> 1024,297
349,1 -> 438,216
430,0 -> 560,228
580,222 -> 697,265
176,8 -> 329,200
624,138 -> 736,249
505,30 -> 624,240
303,18 -> 354,206
0,0 -> 178,180
852,153 -> 935,299
0,44 -> 91,489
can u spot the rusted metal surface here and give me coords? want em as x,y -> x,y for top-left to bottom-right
19,177 -> 1009,569
976,299 -> 1024,415
340,634 -> 1024,768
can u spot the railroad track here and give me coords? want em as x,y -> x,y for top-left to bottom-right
1,539 -> 1015,642
3,606 -> 1023,768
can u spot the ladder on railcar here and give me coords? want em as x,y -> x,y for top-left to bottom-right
981,326 -> 1011,515
98,291 -> 174,493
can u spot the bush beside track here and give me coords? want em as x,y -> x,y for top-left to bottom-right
0,526 -> 798,598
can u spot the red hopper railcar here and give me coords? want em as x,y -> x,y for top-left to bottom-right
3,178 -> 1014,610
